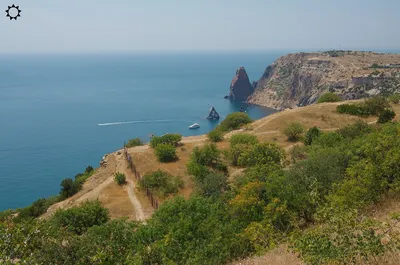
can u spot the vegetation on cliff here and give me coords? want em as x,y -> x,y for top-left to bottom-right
1,107 -> 400,264
249,51 -> 400,109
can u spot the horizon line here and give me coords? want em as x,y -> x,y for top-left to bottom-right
0,48 -> 399,55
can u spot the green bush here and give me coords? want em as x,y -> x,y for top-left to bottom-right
388,93 -> 400,104
317,92 -> 341,103
126,138 -> 143,148
17,197 -> 60,220
154,143 -> 178,162
218,112 -> 252,132
237,143 -> 286,168
141,170 -> 183,198
229,133 -> 258,147
150,133 -> 182,148
51,201 -> 109,235
304,126 -> 321,146
337,120 -> 373,139
336,103 -> 371,116
207,129 -> 224,142
60,178 -> 80,199
313,132 -> 344,148
114,172 -> 126,185
194,171 -> 228,197
377,108 -> 396,123
284,122 -> 305,142
85,165 -> 94,174
364,96 -> 390,115
228,134 -> 259,166
188,144 -> 226,172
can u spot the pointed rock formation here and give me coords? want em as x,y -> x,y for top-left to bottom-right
206,106 -> 220,120
228,67 -> 255,102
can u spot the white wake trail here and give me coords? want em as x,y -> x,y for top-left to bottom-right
98,119 -> 190,126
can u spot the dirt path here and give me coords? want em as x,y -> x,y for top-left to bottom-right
115,155 -> 146,221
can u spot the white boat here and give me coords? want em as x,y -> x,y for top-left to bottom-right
189,123 -> 200,129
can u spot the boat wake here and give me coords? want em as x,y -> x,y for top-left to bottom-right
98,119 -> 192,126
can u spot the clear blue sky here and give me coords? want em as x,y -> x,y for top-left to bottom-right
1,0 -> 399,53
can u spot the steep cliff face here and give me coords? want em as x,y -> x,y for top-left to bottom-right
248,51 -> 400,109
228,67 -> 255,102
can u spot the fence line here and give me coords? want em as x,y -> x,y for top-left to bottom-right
123,145 -> 159,209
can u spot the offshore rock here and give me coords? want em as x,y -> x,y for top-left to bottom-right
207,106 -> 220,120
228,67 -> 255,102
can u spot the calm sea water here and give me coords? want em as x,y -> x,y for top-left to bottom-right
0,52 -> 286,211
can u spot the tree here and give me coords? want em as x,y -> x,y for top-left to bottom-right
207,129 -> 224,142
51,201 -> 109,235
114,172 -> 126,185
237,143 -> 286,168
150,134 -> 182,148
154,143 -> 178,162
284,122 -> 305,142
195,171 -> 228,197
188,144 -> 226,172
126,138 -> 143,148
141,170 -> 183,197
218,112 -> 252,132
304,126 -> 321,146
377,108 -> 396,123
317,92 -> 341,103
60,178 -> 80,199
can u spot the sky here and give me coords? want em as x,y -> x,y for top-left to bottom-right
1,0 -> 399,53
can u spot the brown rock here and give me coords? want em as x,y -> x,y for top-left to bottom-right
228,67 -> 255,102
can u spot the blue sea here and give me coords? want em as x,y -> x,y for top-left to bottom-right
0,51 -> 286,211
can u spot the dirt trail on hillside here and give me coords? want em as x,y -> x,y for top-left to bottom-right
115,155 -> 146,221
43,154 -> 118,218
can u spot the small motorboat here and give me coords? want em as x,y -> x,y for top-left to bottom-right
189,123 -> 200,129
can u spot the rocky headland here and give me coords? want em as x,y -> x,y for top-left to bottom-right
247,51 -> 400,110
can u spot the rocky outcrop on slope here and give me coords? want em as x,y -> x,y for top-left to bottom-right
228,67 -> 255,102
248,51 -> 400,110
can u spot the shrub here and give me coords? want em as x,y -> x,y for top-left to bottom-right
141,170 -> 183,198
150,133 -> 182,148
189,144 -> 226,171
114,172 -> 126,185
313,132 -> 344,148
388,93 -> 400,104
228,134 -> 259,166
17,196 -> 60,219
364,96 -> 390,115
377,108 -> 396,123
284,122 -> 305,142
229,133 -> 258,147
195,171 -> 228,197
154,143 -> 178,162
126,138 -> 143,148
85,165 -> 94,174
218,112 -> 252,132
336,103 -> 371,116
52,201 -> 109,235
207,129 -> 224,142
317,92 -> 341,103
289,144 -> 308,163
237,143 -> 286,168
304,126 -> 321,146
337,120 -> 373,139
60,178 -> 80,199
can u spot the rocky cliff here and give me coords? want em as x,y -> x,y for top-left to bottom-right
228,67 -> 255,102
248,51 -> 400,109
